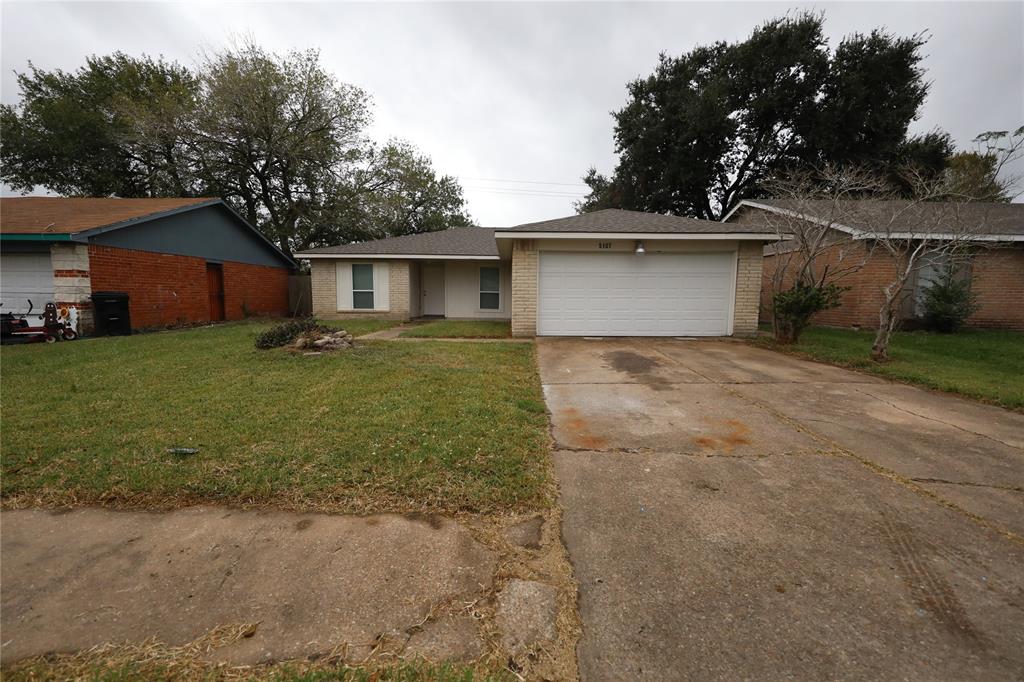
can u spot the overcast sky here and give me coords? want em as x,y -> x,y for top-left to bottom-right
2,1 -> 1021,226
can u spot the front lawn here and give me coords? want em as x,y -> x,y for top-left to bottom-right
1,322 -> 550,513
318,318 -> 403,336
401,320 -> 512,339
756,326 -> 1024,410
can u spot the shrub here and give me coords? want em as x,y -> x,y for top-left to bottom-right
772,282 -> 846,344
254,318 -> 328,349
920,267 -> 978,333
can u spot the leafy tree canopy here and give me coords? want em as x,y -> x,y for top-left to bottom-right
1,44 -> 472,254
577,12 -> 936,220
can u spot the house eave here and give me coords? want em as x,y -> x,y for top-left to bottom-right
295,253 -> 501,260
494,231 -> 783,241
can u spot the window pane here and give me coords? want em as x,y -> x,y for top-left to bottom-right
353,291 -> 375,309
352,264 -> 374,291
480,267 -> 499,292
480,292 -> 499,310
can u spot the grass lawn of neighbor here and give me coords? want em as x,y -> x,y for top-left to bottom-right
757,326 -> 1024,410
400,320 -> 512,339
1,321 -> 550,513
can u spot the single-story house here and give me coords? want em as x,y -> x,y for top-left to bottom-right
723,200 -> 1024,330
294,209 -> 779,337
0,197 -> 295,334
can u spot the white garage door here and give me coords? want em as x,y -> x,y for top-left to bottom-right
1,252 -> 55,314
538,252 -> 735,336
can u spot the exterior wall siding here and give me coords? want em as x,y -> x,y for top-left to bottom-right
761,241 -> 1024,331
310,258 -> 411,321
88,244 -> 288,330
732,241 -> 763,337
511,239 -> 538,337
50,243 -> 94,333
965,247 -> 1024,330
222,261 -> 290,319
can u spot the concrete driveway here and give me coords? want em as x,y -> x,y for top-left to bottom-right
539,338 -> 1024,680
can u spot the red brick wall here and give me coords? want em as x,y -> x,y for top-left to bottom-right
88,245 -> 289,330
222,260 -> 289,319
762,243 -> 1024,330
967,247 -> 1024,330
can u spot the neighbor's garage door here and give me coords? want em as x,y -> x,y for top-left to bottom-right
1,252 -> 55,314
537,252 -> 735,336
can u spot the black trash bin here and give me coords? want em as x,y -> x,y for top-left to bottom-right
91,291 -> 132,336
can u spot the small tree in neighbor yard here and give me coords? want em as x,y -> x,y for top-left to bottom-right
758,165 -> 884,343
866,130 -> 1023,360
919,263 -> 979,333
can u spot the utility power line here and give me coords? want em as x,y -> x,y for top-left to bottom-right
461,176 -> 589,188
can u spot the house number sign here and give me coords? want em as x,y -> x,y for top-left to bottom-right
597,242 -> 613,249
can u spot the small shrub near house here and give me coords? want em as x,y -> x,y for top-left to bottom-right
920,267 -> 979,333
254,318 -> 328,349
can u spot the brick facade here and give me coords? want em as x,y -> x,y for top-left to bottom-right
761,239 -> 1024,331
50,243 -> 94,332
511,240 -> 538,337
310,259 -> 412,321
732,242 -> 763,337
88,244 -> 289,330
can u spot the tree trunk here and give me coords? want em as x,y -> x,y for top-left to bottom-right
871,299 -> 898,362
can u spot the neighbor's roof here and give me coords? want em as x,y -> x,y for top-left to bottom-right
735,199 -> 1024,240
296,227 -> 499,258
500,208 -> 778,235
0,197 -> 217,234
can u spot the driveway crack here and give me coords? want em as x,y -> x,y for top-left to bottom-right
911,478 -> 1023,493
852,387 -> 1024,453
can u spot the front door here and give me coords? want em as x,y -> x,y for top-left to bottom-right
206,262 -> 225,321
421,264 -> 445,316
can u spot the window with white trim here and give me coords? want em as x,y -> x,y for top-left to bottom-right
479,266 -> 500,310
352,263 -> 374,309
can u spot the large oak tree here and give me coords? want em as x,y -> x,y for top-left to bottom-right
577,13 -> 936,220
1,44 -> 472,254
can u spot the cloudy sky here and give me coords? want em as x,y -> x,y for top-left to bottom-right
2,1 -> 1021,226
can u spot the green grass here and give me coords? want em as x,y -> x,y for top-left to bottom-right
1,322 -> 550,513
756,326 -> 1024,410
400,320 -> 512,339
317,318 -> 403,336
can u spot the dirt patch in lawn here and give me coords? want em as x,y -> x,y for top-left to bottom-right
2,504 -> 581,682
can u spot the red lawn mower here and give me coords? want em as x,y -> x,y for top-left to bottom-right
1,300 -> 78,344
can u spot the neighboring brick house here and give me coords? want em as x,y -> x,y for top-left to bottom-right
724,200 -> 1024,331
295,209 -> 778,338
0,198 -> 294,334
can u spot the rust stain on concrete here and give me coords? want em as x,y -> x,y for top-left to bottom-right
560,408 -> 609,450
693,419 -> 751,453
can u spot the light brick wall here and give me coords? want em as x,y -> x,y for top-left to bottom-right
50,243 -> 94,333
310,258 -> 411,321
310,259 -> 338,317
511,240 -> 538,337
732,241 -> 763,337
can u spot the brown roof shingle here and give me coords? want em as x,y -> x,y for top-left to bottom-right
0,197 -> 217,234
296,227 -> 499,257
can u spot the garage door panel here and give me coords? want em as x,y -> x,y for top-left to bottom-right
538,252 -> 735,336
1,253 -> 55,314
